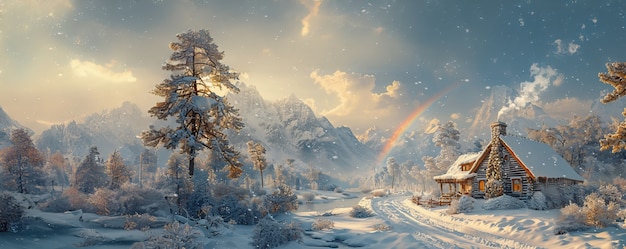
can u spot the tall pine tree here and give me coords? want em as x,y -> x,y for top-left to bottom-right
74,146 -> 108,194
141,29 -> 244,176
1,129 -> 45,194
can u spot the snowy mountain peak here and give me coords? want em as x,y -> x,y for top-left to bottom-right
0,106 -> 31,138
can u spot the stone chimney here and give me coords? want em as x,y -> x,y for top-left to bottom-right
485,121 -> 506,198
490,121 -> 507,138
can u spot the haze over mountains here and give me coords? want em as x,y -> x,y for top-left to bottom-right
0,83 -> 623,177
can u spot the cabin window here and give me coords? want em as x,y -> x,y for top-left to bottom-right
461,163 -> 472,171
478,179 -> 485,192
511,178 -> 522,193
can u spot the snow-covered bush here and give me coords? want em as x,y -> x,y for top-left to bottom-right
447,195 -> 475,214
527,191 -> 548,210
124,213 -> 157,231
250,216 -> 302,249
116,183 -> 167,215
598,184 -> 623,205
554,203 -> 587,235
62,187 -> 95,213
349,205 -> 373,218
372,223 -> 391,231
543,184 -> 596,209
371,189 -> 387,197
38,192 -> 71,213
212,194 -> 262,225
311,218 -> 334,231
264,184 -> 298,214
482,195 -> 526,210
89,187 -> 119,215
0,192 -> 24,232
131,221 -> 204,249
582,192 -> 619,228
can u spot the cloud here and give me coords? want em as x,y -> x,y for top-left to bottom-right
70,59 -> 136,83
310,70 -> 416,130
553,39 -> 581,55
300,0 -> 322,37
498,63 -> 563,118
542,97 -> 593,119
450,113 -> 461,120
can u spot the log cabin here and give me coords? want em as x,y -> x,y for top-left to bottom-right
434,121 -> 584,200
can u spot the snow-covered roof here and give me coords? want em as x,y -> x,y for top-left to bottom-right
434,152 -> 480,181
500,135 -> 584,182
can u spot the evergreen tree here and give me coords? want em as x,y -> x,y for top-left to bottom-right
141,29 -> 244,176
247,141 -> 268,188
598,62 -> 626,152
163,154 -> 193,213
74,146 -> 108,194
0,129 -> 45,194
106,150 -> 130,190
386,157 -> 399,190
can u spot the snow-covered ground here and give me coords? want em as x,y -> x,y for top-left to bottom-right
1,191 -> 625,249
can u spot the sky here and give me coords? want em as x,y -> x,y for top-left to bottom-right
1,0 -> 625,135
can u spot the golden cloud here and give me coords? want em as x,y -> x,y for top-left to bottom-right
70,59 -> 136,83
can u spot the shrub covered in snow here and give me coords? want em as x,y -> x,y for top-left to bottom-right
116,183 -> 167,215
543,184 -> 596,209
554,203 -> 587,235
447,195 -> 475,214
0,192 -> 24,232
554,191 -> 621,234
211,194 -> 262,225
526,191 -> 548,210
349,205 -> 373,218
482,195 -> 526,210
131,221 -> 204,249
582,192 -> 619,228
264,184 -> 298,214
124,213 -> 158,231
371,189 -> 387,197
372,223 -> 392,231
250,216 -> 303,249
311,218 -> 334,231
598,184 -> 623,205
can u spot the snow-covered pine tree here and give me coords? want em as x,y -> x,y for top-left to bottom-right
1,128 -> 45,194
106,150 -> 130,190
247,141 -> 268,188
141,29 -> 244,176
432,121 -> 461,174
74,146 -> 108,194
386,157 -> 399,190
598,62 -> 626,153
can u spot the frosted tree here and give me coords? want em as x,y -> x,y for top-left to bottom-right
106,150 -> 130,190
433,121 -> 461,172
141,29 -> 244,176
598,62 -> 626,152
162,154 -> 193,213
386,157 -> 399,190
247,141 -> 268,188
46,152 -> 70,189
74,146 -> 108,194
1,128 -> 45,194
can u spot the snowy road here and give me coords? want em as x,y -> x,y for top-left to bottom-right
369,196 -> 541,249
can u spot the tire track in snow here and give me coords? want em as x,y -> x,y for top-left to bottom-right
370,196 -> 540,249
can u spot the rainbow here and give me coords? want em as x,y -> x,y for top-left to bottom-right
375,83 -> 461,165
